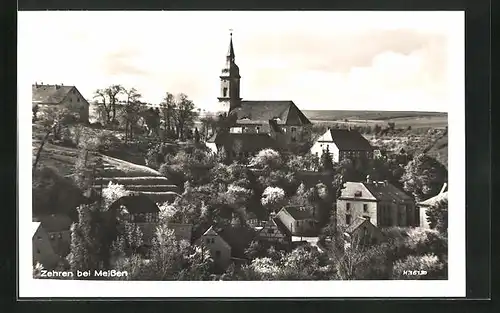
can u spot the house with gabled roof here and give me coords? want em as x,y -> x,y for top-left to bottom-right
32,222 -> 61,269
310,128 -> 374,163
209,33 -> 313,150
275,206 -> 321,237
109,194 -> 160,244
32,83 -> 89,123
344,217 -> 385,246
417,183 -> 448,229
337,177 -> 417,228
33,214 -> 73,258
195,224 -> 256,270
256,216 -> 292,247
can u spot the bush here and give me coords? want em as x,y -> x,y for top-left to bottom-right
32,165 -> 83,220
392,254 -> 446,279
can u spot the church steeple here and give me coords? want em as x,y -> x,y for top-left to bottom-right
217,30 -> 242,113
227,32 -> 235,61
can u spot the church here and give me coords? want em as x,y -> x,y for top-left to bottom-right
207,33 -> 313,157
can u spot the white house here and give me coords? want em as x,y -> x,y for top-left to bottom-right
310,128 -> 374,163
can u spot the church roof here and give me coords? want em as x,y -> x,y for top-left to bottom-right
212,132 -> 280,153
230,101 -> 312,126
318,128 -> 373,151
32,84 -> 76,104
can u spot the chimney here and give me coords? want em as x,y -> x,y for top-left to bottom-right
439,183 -> 448,194
34,82 -> 38,88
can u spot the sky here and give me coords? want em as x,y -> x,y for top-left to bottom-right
18,11 -> 463,112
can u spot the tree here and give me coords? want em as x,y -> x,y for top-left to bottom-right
159,92 -> 177,135
141,108 -> 161,137
320,146 -> 334,172
173,93 -> 198,140
261,186 -> 285,214
102,182 -> 130,208
121,88 -> 142,142
93,85 -> 125,126
32,165 -> 84,220
67,204 -> 103,276
400,154 -> 448,202
250,149 -> 282,170
426,198 -> 448,234
32,104 -> 39,121
194,128 -> 200,143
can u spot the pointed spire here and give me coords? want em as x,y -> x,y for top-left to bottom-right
227,30 -> 235,61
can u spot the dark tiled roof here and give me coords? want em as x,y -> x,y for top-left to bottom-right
363,182 -> 413,203
230,101 -> 311,126
33,214 -> 72,232
32,84 -> 75,104
346,217 -> 369,234
214,132 -> 280,153
418,191 -> 448,207
216,225 -> 256,258
109,194 -> 160,214
323,129 -> 373,151
282,206 -> 317,221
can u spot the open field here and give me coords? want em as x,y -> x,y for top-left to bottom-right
303,110 -> 448,128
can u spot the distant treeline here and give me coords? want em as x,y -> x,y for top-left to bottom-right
303,110 -> 448,121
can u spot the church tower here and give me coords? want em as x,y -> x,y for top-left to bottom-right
217,32 -> 242,114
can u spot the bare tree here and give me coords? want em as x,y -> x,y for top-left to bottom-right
106,84 -> 125,124
159,92 -> 177,135
93,89 -> 111,125
121,88 -> 142,142
93,85 -> 125,126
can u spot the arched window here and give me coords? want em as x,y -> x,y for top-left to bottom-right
223,87 -> 228,97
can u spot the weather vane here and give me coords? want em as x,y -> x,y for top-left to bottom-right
229,28 -> 233,36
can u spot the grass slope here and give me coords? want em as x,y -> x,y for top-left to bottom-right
33,123 -> 182,203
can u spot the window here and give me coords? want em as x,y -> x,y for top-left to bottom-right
256,126 -> 260,133
50,234 -> 55,240
36,249 -> 40,254
77,97 -> 80,102
291,136 -> 296,142
346,203 -> 351,211
215,250 -> 221,258
291,127 -> 296,132
355,191 -> 362,197
37,236 -> 42,240
205,238 -> 211,245
363,204 -> 368,212
267,229 -> 275,234
211,238 -> 215,244
223,87 -> 228,97
345,214 -> 352,225
308,220 -> 314,226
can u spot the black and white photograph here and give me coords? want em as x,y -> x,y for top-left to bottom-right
19,11 -> 465,298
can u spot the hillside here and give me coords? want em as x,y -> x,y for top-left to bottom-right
32,124 -> 180,204
303,110 -> 448,128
